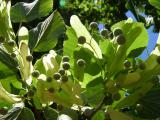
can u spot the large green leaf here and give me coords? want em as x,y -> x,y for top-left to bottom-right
11,0 -> 53,22
43,107 -> 58,120
70,15 -> 102,59
137,87 -> 160,119
0,107 -> 35,120
91,110 -> 105,120
63,26 -> 78,57
148,0 -> 160,10
29,11 -> 65,52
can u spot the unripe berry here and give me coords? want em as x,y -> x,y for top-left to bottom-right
157,56 -> 160,64
8,40 -> 15,47
78,36 -> 86,44
32,70 -> 40,78
48,87 -> 55,93
112,93 -> 121,101
58,69 -> 65,75
61,75 -> 68,82
10,53 -> 16,58
100,29 -> 109,37
83,109 -> 93,118
89,22 -> 98,30
113,27 -> 123,37
62,62 -> 70,70
116,34 -> 126,45
27,90 -> 35,97
53,73 -> 61,80
0,36 -> 5,43
77,59 -> 86,67
46,76 -> 52,82
104,93 -> 113,105
26,55 -> 33,62
62,56 -> 70,62
124,60 -> 131,68
139,62 -> 146,70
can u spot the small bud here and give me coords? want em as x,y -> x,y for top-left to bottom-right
47,76 -> 52,82
116,34 -> 126,45
58,69 -> 65,75
8,40 -> 15,47
53,73 -> 61,80
77,59 -> 86,67
113,27 -> 123,37
61,75 -> 68,83
32,70 -> 40,78
62,62 -> 70,70
89,22 -> 98,30
62,56 -> 70,62
78,36 -> 86,44
26,55 -> 33,62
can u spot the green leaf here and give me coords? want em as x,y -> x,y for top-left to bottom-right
1,107 -> 35,120
63,26 -> 78,57
43,107 -> 58,120
137,88 -> 160,118
108,110 -> 133,120
0,48 -> 18,71
115,82 -> 154,109
82,79 -> 105,106
148,0 -> 160,10
91,110 -> 105,120
11,0 -> 53,22
60,108 -> 78,120
70,15 -> 102,59
29,11 -> 65,52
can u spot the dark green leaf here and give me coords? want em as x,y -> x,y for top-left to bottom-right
91,110 -> 105,120
60,108 -> 78,120
148,0 -> 160,10
11,0 -> 53,22
43,107 -> 58,120
29,11 -> 65,52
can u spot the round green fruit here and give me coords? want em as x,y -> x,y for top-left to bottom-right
47,76 -> 52,82
10,53 -> 16,58
62,62 -> 70,70
53,73 -> 61,80
89,22 -> 98,30
26,55 -> 33,62
83,109 -> 93,118
0,36 -> 5,43
48,87 -> 55,93
61,75 -> 68,82
32,70 -> 40,78
116,34 -> 126,45
62,56 -> 70,62
8,40 -> 15,47
113,27 -> 123,37
112,93 -> 121,101
27,90 -> 35,97
124,60 -> 131,68
58,69 -> 65,75
139,62 -> 146,70
156,56 -> 160,64
78,36 -> 86,44
100,29 -> 109,37
77,59 -> 86,67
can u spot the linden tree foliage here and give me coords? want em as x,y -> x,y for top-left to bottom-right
0,0 -> 160,120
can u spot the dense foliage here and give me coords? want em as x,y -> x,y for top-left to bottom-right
0,0 -> 160,120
